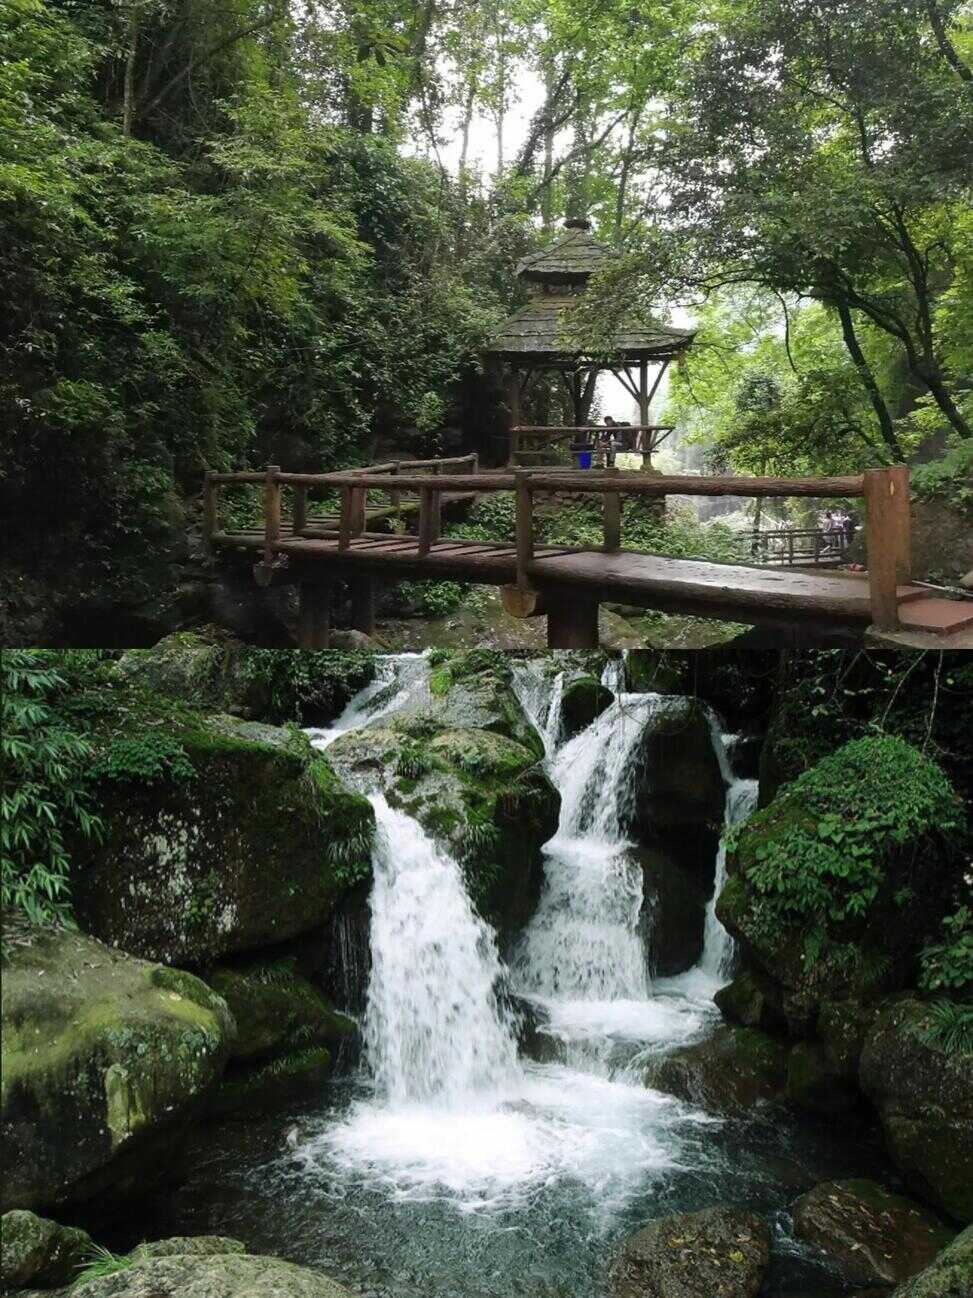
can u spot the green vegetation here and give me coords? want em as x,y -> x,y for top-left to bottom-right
1,651 -> 102,928
73,1245 -> 136,1287
920,905 -> 973,999
234,650 -> 376,723
729,736 -> 964,968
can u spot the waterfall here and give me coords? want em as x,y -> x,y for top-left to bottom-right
510,660 -> 565,760
306,653 -> 429,751
363,795 -> 519,1105
698,777 -> 758,979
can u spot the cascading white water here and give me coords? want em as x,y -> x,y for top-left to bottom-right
698,777 -> 758,979
306,653 -> 429,750
510,660 -> 565,760
364,794 -> 519,1105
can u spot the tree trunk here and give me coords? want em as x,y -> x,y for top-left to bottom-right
834,297 -> 904,460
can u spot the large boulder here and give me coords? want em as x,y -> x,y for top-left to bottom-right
1,927 -> 234,1214
718,737 -> 964,1027
203,959 -> 357,1116
859,999 -> 973,1223
631,699 -> 725,844
0,1209 -> 93,1289
417,649 -> 543,754
115,631 -> 376,725
613,1205 -> 770,1298
791,1180 -> 953,1287
71,1251 -> 355,1298
637,846 -> 710,976
72,712 -> 374,966
642,1027 -> 788,1116
786,1041 -> 861,1116
560,674 -> 613,738
714,970 -> 787,1034
889,1224 -> 973,1298
329,718 -> 558,939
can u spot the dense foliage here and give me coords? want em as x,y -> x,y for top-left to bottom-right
1,650 -> 101,927
730,734 -> 964,966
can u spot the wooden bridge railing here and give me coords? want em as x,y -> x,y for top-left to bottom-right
207,461 -> 911,631
509,424 -> 674,465
746,527 -> 852,566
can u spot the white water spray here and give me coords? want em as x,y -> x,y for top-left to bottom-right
363,795 -> 519,1105
306,653 -> 429,750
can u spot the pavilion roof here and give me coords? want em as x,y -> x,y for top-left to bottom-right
486,290 -> 694,365
488,218 -> 694,365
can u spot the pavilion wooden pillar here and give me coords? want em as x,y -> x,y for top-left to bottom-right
506,367 -> 521,465
638,359 -> 651,468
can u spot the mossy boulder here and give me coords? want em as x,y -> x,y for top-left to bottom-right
132,1237 -> 246,1259
1,927 -> 234,1214
642,1026 -> 788,1116
115,631 -> 376,725
630,698 -> 725,848
209,1045 -> 336,1117
72,713 -> 374,966
0,1209 -> 93,1289
792,1179 -> 954,1287
71,1251 -> 356,1298
560,674 -> 613,739
718,737 -> 965,1026
859,999 -> 973,1223
204,960 -> 356,1063
613,1205 -> 770,1298
329,720 -> 558,938
889,1224 -> 973,1298
408,650 -> 543,755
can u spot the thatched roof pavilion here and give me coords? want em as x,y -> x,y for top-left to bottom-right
486,218 -> 694,464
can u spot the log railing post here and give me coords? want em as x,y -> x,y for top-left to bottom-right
863,465 -> 911,631
515,469 -> 533,589
603,466 -> 621,552
203,471 -> 218,542
263,465 -> 281,568
418,484 -> 441,555
338,484 -> 358,551
292,483 -> 307,537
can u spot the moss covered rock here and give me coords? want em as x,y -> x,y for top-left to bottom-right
613,1205 -> 770,1298
889,1224 -> 973,1298
1,927 -> 234,1214
132,1237 -> 246,1259
0,1209 -> 93,1288
411,649 -> 543,754
72,713 -> 373,966
859,999 -> 973,1223
786,1040 -> 861,1115
71,1251 -> 356,1297
329,719 -> 557,938
560,675 -> 613,739
718,737 -> 964,1025
115,631 -> 376,725
714,970 -> 787,1034
642,1026 -> 788,1116
791,1179 -> 953,1288
204,960 -> 355,1063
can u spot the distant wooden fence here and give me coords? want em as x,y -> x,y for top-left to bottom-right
508,424 -> 674,466
746,526 -> 853,566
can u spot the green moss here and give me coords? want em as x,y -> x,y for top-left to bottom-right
210,1045 -> 333,1116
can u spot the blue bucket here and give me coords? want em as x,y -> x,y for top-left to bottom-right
578,450 -> 593,469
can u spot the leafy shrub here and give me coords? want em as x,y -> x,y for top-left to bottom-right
1,651 -> 101,929
388,580 -> 466,618
731,735 -> 964,966
911,439 -> 973,510
911,1001 -> 973,1056
88,733 -> 196,784
920,903 -> 973,998
237,651 -> 375,723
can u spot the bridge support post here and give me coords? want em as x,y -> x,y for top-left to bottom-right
298,580 -> 332,649
546,594 -> 600,649
350,575 -> 376,636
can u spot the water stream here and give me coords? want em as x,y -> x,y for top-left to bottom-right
150,654 -> 895,1297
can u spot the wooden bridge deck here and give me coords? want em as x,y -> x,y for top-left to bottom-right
206,460 -> 973,645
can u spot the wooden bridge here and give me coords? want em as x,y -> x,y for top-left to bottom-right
205,459 -> 973,648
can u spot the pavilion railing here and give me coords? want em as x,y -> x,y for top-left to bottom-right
207,462 -> 911,631
745,527 -> 853,567
508,424 -> 674,465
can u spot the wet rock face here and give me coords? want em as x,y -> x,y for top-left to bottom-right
0,928 -> 234,1214
71,1250 -> 356,1297
786,1041 -> 862,1116
613,1205 -> 770,1298
0,1209 -> 93,1289
631,700 -> 725,845
636,846 -> 709,976
560,674 -> 613,739
859,1000 -> 973,1223
642,1026 -> 788,1117
72,715 -> 373,967
713,970 -> 787,1034
888,1224 -> 973,1298
791,1180 -> 954,1287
